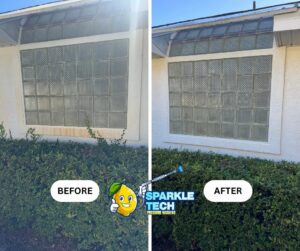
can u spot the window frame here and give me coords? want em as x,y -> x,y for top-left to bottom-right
163,47 -> 286,155
16,26 -> 144,141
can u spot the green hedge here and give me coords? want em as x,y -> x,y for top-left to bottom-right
0,136 -> 147,250
152,149 -> 300,251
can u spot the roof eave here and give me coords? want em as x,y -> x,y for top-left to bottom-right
153,7 -> 298,34
152,44 -> 167,58
0,0 -> 97,21
0,29 -> 18,46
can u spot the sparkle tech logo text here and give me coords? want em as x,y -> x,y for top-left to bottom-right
145,191 -> 195,215
109,165 -> 196,216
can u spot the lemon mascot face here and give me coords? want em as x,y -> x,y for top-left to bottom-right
109,183 -> 137,217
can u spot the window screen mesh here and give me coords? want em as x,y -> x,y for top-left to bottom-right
21,0 -> 130,44
170,17 -> 273,57
21,39 -> 129,128
168,55 -> 272,141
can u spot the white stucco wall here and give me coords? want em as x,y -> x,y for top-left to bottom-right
0,30 -> 148,146
152,45 -> 300,162
0,47 -> 25,136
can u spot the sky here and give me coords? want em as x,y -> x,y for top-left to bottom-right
0,0 -> 297,25
152,0 -> 297,26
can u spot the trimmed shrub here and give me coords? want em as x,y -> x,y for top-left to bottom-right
0,135 -> 147,250
152,149 -> 300,251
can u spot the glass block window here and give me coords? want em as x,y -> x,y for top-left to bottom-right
21,39 -> 129,128
21,0 -> 130,44
168,55 -> 272,141
170,17 -> 273,57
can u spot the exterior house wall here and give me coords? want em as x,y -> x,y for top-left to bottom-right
0,31 -> 148,146
152,45 -> 300,162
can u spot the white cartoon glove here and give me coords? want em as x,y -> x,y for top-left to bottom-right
138,185 -> 147,199
110,199 -> 119,213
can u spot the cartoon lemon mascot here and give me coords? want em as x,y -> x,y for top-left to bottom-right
109,182 -> 137,217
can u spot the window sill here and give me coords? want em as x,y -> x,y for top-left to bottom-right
164,133 -> 280,155
25,125 -> 125,140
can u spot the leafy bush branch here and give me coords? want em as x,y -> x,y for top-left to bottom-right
0,122 -> 7,139
0,127 -> 147,250
25,128 -> 41,142
86,121 -> 127,146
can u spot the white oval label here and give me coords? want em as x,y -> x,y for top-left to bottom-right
203,180 -> 252,202
51,180 -> 100,202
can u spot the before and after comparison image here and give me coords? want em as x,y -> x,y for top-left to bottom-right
0,0 -> 299,250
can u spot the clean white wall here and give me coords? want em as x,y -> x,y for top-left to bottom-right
152,46 -> 300,162
279,46 -> 300,161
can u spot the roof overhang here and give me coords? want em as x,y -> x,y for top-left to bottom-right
0,0 -> 100,47
152,2 -> 300,58
0,0 -> 97,20
0,18 -> 23,46
0,29 -> 17,46
0,0 -> 147,48
152,32 -> 173,57
152,44 -> 166,58
274,10 -> 300,46
153,4 -> 298,34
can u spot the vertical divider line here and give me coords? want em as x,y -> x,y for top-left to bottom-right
62,46 -> 66,126
148,0 -> 152,250
108,43 -> 112,128
48,48 -> 53,126
91,43 -> 95,128
76,45 -> 79,127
